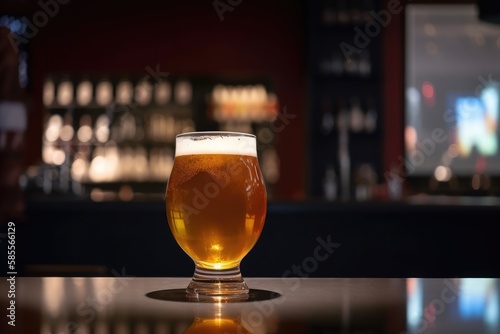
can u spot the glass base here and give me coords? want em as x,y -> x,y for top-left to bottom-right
186,266 -> 249,302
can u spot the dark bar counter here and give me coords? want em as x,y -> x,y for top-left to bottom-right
12,196 -> 500,278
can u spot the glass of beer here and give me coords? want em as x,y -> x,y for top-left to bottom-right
165,131 -> 267,301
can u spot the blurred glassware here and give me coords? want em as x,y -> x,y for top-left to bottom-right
57,80 -> 73,106
96,80 -> 113,106
76,80 -> 93,106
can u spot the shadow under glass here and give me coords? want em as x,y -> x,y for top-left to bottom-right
145,288 -> 282,303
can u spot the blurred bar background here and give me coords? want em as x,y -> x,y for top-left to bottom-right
1,0 -> 500,278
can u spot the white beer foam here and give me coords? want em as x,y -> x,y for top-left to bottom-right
175,132 -> 257,157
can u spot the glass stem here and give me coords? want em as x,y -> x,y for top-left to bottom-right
187,265 -> 249,301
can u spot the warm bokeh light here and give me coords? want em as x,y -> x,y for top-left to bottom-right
77,125 -> 93,142
421,81 -> 434,99
116,80 -> 133,104
155,81 -> 171,105
71,158 -> 88,181
57,80 -> 74,106
43,80 -> 55,106
52,149 -> 66,166
60,124 -> 74,142
434,165 -> 452,182
135,80 -> 152,105
96,80 -> 113,106
174,80 -> 192,105
76,80 -> 93,106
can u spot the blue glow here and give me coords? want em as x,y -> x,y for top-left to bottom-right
0,15 -> 26,35
459,278 -> 494,319
485,283 -> 499,329
0,16 -> 29,88
407,278 -> 423,331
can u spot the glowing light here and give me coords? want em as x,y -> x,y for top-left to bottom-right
95,127 -> 109,143
174,80 -> 192,105
406,278 -> 423,331
43,80 -> 55,106
95,115 -> 110,143
52,149 -> 66,165
77,80 -> 93,106
434,165 -> 452,182
60,124 -> 74,141
77,125 -> 93,142
459,278 -> 494,318
57,80 -> 73,106
89,156 -> 107,182
42,145 -> 54,164
116,80 -> 133,104
211,244 -> 222,252
406,87 -> 421,104
71,158 -> 88,181
48,114 -> 63,127
96,81 -> 113,106
422,82 -> 434,99
45,126 -> 59,142
405,126 -> 418,152
42,277 -> 65,318
155,81 -> 171,105
135,80 -> 152,106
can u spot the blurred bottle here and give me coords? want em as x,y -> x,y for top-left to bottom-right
349,96 -> 364,133
337,100 -> 351,200
323,164 -> 338,201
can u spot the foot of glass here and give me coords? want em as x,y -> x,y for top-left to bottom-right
186,266 -> 249,302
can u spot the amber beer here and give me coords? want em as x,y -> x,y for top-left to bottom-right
166,133 -> 267,272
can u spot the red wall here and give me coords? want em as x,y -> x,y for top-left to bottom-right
22,0 -> 307,200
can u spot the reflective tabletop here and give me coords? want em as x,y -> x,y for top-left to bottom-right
1,277 -> 499,334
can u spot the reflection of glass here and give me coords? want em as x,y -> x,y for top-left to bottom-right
184,302 -> 251,334
166,132 -> 267,301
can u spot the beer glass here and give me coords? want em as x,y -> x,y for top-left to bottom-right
166,131 -> 267,301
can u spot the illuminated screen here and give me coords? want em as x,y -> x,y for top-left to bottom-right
405,4 -> 500,177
